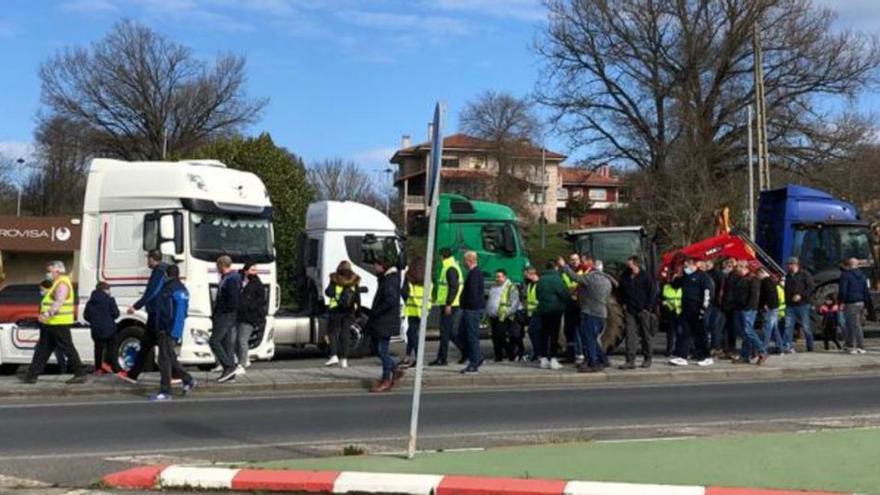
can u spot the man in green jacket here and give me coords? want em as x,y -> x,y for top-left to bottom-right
536,261 -> 570,370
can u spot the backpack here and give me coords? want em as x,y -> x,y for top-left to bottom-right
337,285 -> 357,311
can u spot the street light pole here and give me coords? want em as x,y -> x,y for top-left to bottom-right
15,158 -> 25,217
382,167 -> 394,216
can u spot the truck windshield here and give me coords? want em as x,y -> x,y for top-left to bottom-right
793,225 -> 874,273
190,212 -> 274,263
344,235 -> 403,275
575,232 -> 642,277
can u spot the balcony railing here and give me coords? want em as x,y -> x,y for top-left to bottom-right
405,195 -> 426,207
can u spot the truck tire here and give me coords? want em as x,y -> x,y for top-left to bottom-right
110,325 -> 155,373
347,318 -> 373,359
601,295 -> 626,353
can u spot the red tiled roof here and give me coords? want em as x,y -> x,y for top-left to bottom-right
559,167 -> 620,186
391,133 -> 566,162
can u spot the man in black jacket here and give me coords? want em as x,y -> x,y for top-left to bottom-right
670,258 -> 713,367
368,256 -> 402,393
783,257 -> 815,353
719,259 -> 740,358
212,255 -> 242,383
430,248 -> 465,366
237,262 -> 267,369
619,256 -> 655,369
733,262 -> 769,365
118,250 -> 167,384
838,258 -> 875,353
460,251 -> 486,374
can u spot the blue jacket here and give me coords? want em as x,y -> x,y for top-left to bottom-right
838,269 -> 870,305
215,270 -> 242,315
133,262 -> 168,314
461,266 -> 486,311
83,289 -> 120,340
157,279 -> 189,340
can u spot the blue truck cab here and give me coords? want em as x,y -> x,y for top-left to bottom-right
756,185 -> 876,305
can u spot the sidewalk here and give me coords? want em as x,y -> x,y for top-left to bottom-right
4,347 -> 880,398
102,428 -> 880,493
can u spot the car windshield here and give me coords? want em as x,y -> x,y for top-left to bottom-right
190,212 -> 274,263
793,225 -> 874,274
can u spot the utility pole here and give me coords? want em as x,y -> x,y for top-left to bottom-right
747,106 -> 755,239
382,167 -> 394,216
15,158 -> 25,217
753,26 -> 771,192
540,146 -> 547,249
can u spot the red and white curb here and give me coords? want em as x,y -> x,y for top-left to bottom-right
102,465 -> 852,495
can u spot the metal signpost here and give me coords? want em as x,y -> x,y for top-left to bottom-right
407,102 -> 444,459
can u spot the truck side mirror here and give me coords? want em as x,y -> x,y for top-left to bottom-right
157,212 -> 184,258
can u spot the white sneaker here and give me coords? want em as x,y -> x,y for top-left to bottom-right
244,360 -> 252,369
341,359 -> 349,368
234,365 -> 246,376
697,358 -> 714,367
856,348 -> 867,355
669,357 -> 689,366
850,349 -> 859,355
549,358 -> 563,370
325,355 -> 340,367
211,364 -> 223,373
575,354 -> 585,364
539,357 -> 550,370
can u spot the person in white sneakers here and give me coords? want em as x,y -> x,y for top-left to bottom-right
324,260 -> 361,369
669,258 -> 714,367
535,260 -> 570,371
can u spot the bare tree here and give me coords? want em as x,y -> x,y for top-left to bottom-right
39,19 -> 267,161
459,91 -> 544,218
308,158 -> 382,206
536,0 -> 880,175
23,116 -> 92,216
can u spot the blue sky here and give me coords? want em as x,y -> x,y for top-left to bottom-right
0,0 -> 877,181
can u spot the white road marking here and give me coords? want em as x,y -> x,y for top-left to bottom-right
0,474 -> 51,488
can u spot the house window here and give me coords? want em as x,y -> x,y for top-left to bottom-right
571,188 -> 584,199
557,188 -> 569,201
589,188 -> 608,201
529,186 -> 545,205
470,156 -> 487,169
442,158 -> 460,168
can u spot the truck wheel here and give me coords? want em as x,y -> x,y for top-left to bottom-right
110,325 -> 153,373
601,295 -> 626,353
347,319 -> 373,359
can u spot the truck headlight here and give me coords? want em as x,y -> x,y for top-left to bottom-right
191,328 -> 210,345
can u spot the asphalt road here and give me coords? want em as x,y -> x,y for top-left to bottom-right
3,374 -> 880,490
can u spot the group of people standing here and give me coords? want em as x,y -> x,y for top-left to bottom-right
660,255 -> 875,368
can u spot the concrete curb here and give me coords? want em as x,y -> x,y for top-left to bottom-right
7,362 -> 880,399
101,465 -> 853,495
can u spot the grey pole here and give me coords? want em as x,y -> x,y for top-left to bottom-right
748,105 -> 755,239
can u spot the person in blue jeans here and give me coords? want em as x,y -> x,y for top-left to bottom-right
734,263 -> 769,365
368,257 -> 402,392
560,258 -> 612,373
460,251 -> 486,374
783,257 -> 815,353
758,269 -> 784,353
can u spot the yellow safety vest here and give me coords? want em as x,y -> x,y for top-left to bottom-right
526,282 -> 538,315
327,284 -> 357,310
777,285 -> 786,318
405,282 -> 429,318
661,284 -> 682,316
435,257 -> 463,307
562,271 -> 579,291
497,282 -> 515,321
41,275 -> 75,326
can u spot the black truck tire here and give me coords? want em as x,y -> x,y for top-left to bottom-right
601,294 -> 627,353
110,325 -> 156,373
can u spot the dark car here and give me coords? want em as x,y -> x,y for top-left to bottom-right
0,283 -> 79,326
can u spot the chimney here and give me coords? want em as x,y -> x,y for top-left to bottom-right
401,135 -> 412,149
601,165 -> 610,177
427,122 -> 434,141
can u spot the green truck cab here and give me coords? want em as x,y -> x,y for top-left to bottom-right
434,194 -> 530,286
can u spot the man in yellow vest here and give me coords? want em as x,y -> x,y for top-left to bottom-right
659,268 -> 682,357
430,248 -> 465,366
22,261 -> 87,384
487,269 -> 521,362
522,266 -> 541,361
561,253 -> 585,363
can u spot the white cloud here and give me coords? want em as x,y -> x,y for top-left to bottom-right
347,146 -> 398,169
60,0 -> 120,14
339,11 -> 472,36
430,0 -> 545,22
813,0 -> 880,29
0,142 -> 35,162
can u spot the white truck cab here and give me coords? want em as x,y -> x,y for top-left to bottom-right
76,158 -> 278,369
274,200 -> 406,357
